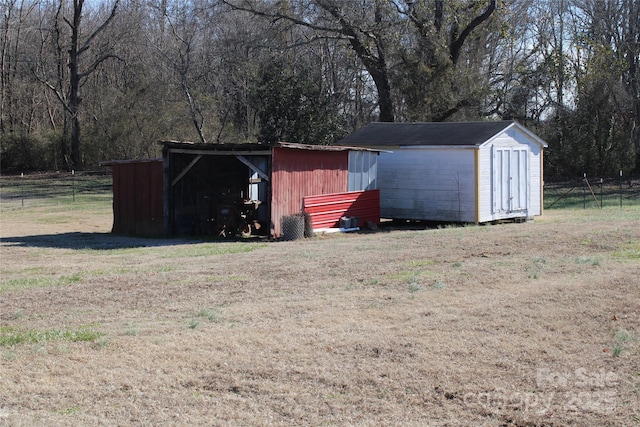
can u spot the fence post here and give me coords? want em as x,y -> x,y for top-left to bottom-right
21,172 -> 24,208
619,170 -> 623,209
72,170 -> 75,202
600,178 -> 603,209
583,173 -> 587,209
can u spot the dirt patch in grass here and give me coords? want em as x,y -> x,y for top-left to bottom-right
1,205 -> 639,426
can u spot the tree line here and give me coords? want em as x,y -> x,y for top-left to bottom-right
1,0 -> 638,178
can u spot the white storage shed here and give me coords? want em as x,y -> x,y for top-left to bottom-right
337,121 -> 548,223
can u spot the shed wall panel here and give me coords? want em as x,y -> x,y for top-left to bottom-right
271,147 -> 348,237
377,148 -> 476,222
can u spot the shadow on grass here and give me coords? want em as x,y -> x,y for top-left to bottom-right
0,232 -> 191,250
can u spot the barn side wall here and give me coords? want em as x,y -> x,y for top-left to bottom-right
271,147 -> 349,237
110,160 -> 164,235
377,148 -> 476,222
477,128 -> 544,222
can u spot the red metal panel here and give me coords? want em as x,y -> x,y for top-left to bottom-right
136,161 -> 163,234
109,160 -> 163,235
303,190 -> 380,229
112,162 -> 135,234
271,147 -> 349,237
111,164 -> 123,233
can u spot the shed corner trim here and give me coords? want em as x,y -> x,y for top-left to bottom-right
474,148 -> 480,224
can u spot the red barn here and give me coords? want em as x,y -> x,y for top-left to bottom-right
105,141 -> 382,238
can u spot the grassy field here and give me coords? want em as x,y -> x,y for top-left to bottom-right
0,175 -> 639,426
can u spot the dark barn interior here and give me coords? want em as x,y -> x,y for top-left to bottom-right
167,146 -> 271,238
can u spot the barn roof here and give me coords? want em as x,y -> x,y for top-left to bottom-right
336,121 -> 547,148
160,140 -> 383,153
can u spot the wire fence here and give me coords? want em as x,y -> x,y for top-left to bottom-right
1,170 -> 638,212
544,174 -> 640,210
0,170 -> 112,209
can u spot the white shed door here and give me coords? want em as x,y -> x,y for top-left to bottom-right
493,147 -> 528,213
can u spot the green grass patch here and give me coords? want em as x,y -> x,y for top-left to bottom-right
76,246 -> 151,256
0,272 -> 83,293
159,242 -> 266,258
612,329 -> 636,357
125,323 -> 139,336
366,278 -> 381,286
187,307 -> 227,330
408,283 -> 422,293
431,280 -> 446,290
59,407 -> 81,416
613,242 -> 640,260
525,257 -> 547,279
203,274 -> 244,283
0,326 -> 104,347
575,256 -> 601,266
196,307 -> 224,323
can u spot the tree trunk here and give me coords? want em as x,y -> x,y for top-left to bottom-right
365,55 -> 394,122
68,0 -> 83,169
319,1 -> 394,122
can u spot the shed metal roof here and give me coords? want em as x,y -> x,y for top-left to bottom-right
336,121 -> 546,148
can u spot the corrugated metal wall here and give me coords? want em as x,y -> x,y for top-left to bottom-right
271,147 -> 349,237
303,190 -> 380,230
110,160 -> 163,235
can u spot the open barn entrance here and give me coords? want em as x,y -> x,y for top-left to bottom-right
167,149 -> 271,237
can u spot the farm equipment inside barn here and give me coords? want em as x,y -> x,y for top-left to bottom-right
177,187 -> 268,238
214,197 -> 265,238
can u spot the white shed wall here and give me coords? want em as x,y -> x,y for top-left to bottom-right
477,127 -> 544,222
378,148 -> 476,222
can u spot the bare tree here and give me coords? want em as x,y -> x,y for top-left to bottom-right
1,0 -> 42,134
620,0 -> 640,172
34,0 -> 120,169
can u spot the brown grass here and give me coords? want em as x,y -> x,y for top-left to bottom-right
1,203 -> 639,426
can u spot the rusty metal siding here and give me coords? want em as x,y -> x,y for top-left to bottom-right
271,147 -> 349,237
110,160 -> 163,235
303,190 -> 380,229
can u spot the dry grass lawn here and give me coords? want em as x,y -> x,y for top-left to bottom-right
1,198 -> 639,426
